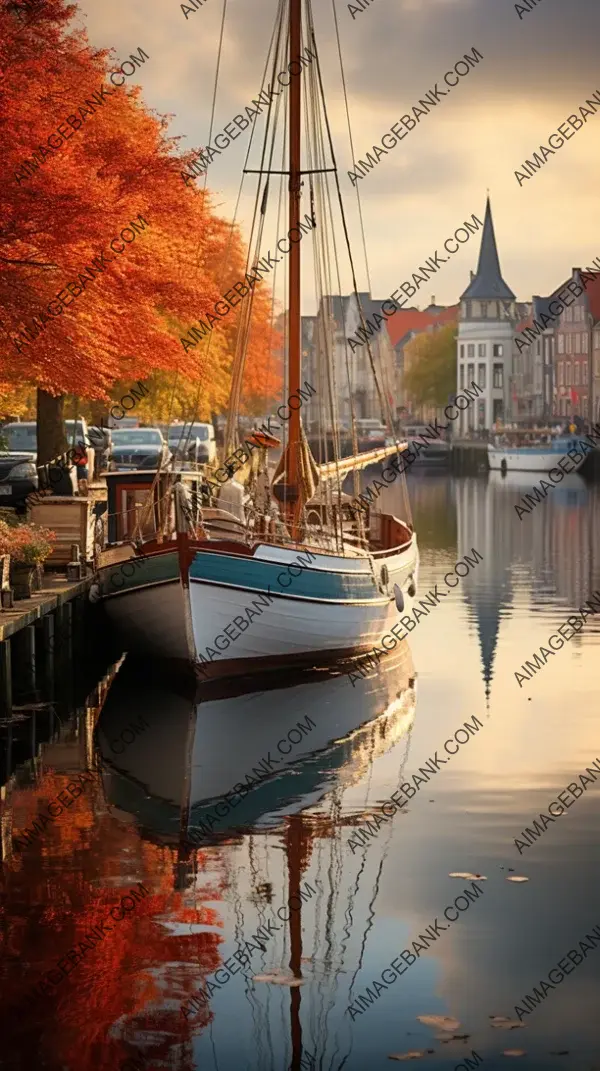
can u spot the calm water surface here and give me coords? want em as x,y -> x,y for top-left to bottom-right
1,473 -> 599,1071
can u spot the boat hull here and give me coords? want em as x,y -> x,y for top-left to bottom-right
190,541 -> 418,679
94,537 -> 419,678
95,549 -> 192,661
488,441 -> 585,473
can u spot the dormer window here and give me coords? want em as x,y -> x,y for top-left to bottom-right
480,302 -> 488,318
465,301 -> 472,319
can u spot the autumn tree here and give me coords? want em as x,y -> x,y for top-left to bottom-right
403,322 -> 457,410
0,0 -> 281,460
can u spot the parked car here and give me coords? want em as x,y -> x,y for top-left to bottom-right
161,423 -> 217,465
2,419 -> 96,482
0,424 -> 38,508
109,428 -> 171,471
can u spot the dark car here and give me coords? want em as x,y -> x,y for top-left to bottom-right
0,450 -> 38,508
109,428 -> 171,471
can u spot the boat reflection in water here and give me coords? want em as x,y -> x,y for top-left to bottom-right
94,647 -> 417,1071
94,645 -> 417,852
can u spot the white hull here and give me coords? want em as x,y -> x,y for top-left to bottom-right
189,541 -> 419,677
488,446 -> 585,473
94,536 -> 419,679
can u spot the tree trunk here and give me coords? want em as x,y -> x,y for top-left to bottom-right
36,389 -> 67,465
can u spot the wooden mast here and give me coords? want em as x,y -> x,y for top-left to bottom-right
285,0 -> 303,541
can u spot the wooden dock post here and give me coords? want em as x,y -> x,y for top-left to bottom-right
0,639 -> 12,719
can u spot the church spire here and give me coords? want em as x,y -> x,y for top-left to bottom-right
461,197 -> 515,301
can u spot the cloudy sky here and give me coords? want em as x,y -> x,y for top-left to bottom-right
79,0 -> 600,313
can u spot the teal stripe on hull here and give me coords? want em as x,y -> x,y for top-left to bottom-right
99,549 -> 179,597
189,550 -> 381,603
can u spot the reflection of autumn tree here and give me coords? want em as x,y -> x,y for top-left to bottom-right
1,763 -> 225,1071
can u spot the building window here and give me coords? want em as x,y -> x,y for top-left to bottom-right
480,302 -> 488,318
478,343 -> 486,357
558,361 -> 564,386
565,307 -> 573,322
493,363 -> 503,389
582,333 -> 589,353
465,301 -> 472,319
566,361 -> 571,385
574,363 -> 580,385
467,344 -> 475,359
478,363 -> 486,388
467,363 -> 474,383
575,333 -> 581,353
478,400 -> 485,426
460,344 -> 465,359
460,364 -> 464,388
595,330 -> 600,348
493,343 -> 503,358
558,334 -> 565,354
583,362 -> 588,384
566,334 -> 572,352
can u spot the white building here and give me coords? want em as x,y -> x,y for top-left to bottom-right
456,199 -> 520,434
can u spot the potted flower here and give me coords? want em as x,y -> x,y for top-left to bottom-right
8,522 -> 56,599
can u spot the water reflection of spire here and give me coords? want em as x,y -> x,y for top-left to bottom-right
455,477 -> 513,705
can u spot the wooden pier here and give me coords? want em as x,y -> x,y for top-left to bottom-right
0,573 -> 92,718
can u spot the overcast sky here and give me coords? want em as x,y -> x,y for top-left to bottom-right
78,0 -> 600,314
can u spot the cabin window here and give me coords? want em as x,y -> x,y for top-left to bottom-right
493,363 -> 503,389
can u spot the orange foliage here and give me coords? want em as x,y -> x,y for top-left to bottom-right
0,0 -> 282,410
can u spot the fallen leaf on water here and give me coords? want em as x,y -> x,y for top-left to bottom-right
503,1050 -> 526,1057
448,872 -> 487,880
388,1052 -> 434,1061
417,1015 -> 460,1032
436,1034 -> 470,1042
506,876 -> 529,882
490,1017 -> 526,1030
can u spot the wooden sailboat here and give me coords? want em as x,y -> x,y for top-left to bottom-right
92,0 -> 418,676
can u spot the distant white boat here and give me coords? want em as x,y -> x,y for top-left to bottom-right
488,432 -> 585,473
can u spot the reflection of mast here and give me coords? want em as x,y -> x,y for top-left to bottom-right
287,815 -> 304,1071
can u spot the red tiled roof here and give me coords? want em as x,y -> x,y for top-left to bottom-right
386,304 -> 458,347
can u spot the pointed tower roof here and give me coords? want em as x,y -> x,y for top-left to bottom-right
461,198 -> 515,301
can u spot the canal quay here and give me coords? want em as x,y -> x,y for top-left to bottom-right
1,470 -> 599,1071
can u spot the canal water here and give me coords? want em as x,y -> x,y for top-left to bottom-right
1,472 -> 599,1071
